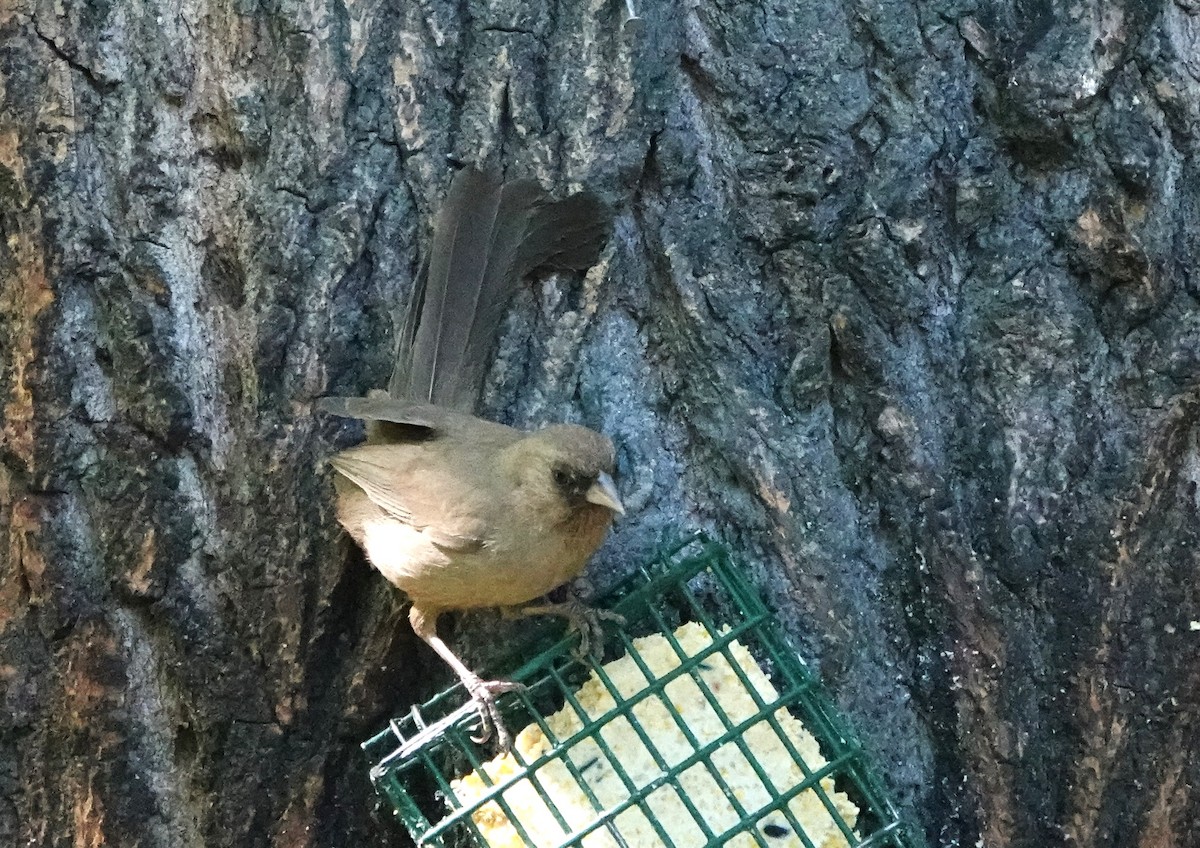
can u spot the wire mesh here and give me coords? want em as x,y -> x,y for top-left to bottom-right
362,535 -> 916,848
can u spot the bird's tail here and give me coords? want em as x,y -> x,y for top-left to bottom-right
388,167 -> 612,411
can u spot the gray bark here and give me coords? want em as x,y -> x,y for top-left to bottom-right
2,0 -> 1198,846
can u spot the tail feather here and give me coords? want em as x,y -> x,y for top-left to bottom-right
408,169 -> 507,406
390,167 -> 612,411
388,256 -> 427,399
514,191 -> 612,277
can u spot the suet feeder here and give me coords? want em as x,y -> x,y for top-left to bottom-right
363,536 -> 914,847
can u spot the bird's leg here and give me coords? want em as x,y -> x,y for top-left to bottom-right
515,585 -> 625,661
409,605 -> 524,749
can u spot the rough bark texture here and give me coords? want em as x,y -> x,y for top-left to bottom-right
3,0 -> 1199,846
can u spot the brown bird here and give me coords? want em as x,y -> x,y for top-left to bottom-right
318,167 -> 622,747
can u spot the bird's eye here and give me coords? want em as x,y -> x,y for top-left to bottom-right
552,469 -> 570,487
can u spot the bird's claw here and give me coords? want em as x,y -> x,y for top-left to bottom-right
517,597 -> 624,661
465,678 -> 525,749
567,604 -> 625,661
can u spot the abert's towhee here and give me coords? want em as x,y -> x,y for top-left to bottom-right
319,167 -> 622,746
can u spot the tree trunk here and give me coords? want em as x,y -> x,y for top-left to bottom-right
3,0 -> 1198,846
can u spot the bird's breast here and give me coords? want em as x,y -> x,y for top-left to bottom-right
358,505 -> 613,611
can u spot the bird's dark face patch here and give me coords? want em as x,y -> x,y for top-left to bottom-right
510,424 -> 619,518
551,466 -> 595,504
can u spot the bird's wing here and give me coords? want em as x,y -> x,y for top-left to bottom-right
316,394 -> 519,446
316,395 -> 449,430
327,444 -> 490,551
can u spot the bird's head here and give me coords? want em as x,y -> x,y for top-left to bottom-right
506,424 -> 624,519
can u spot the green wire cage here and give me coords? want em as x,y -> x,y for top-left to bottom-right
363,536 -> 915,848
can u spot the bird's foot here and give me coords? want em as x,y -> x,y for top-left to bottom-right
519,597 -> 625,662
464,676 -> 525,749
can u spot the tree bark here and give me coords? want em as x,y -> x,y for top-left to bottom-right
2,0 -> 1199,846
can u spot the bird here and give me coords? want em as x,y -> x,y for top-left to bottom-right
318,166 -> 622,748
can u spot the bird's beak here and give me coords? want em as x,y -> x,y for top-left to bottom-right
585,472 -> 625,515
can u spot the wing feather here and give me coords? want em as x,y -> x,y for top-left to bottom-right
328,444 -> 488,551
